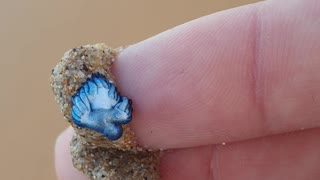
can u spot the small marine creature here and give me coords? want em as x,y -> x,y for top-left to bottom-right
51,44 -> 159,179
71,74 -> 132,141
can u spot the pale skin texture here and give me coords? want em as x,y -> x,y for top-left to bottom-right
55,0 -> 320,179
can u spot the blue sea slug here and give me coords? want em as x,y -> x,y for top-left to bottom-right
71,75 -> 132,141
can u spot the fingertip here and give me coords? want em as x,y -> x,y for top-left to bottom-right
111,3 -> 260,149
55,127 -> 87,180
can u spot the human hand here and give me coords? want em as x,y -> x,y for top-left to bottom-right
55,0 -> 320,179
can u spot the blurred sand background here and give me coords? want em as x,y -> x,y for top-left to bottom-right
0,0 -> 260,179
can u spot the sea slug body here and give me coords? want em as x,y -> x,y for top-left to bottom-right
71,74 -> 133,141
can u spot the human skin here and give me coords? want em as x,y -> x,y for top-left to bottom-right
55,0 -> 320,179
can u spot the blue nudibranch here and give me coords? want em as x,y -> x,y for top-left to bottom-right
71,75 -> 132,141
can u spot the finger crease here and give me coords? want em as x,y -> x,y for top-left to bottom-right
251,3 -> 269,136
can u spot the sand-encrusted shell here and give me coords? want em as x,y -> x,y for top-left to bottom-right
51,44 -> 160,180
51,44 -> 136,150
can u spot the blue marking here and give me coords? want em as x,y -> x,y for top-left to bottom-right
71,75 -> 133,141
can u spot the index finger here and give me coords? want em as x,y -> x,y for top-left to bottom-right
113,0 -> 320,149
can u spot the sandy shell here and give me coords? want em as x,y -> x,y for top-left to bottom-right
51,44 -> 160,179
